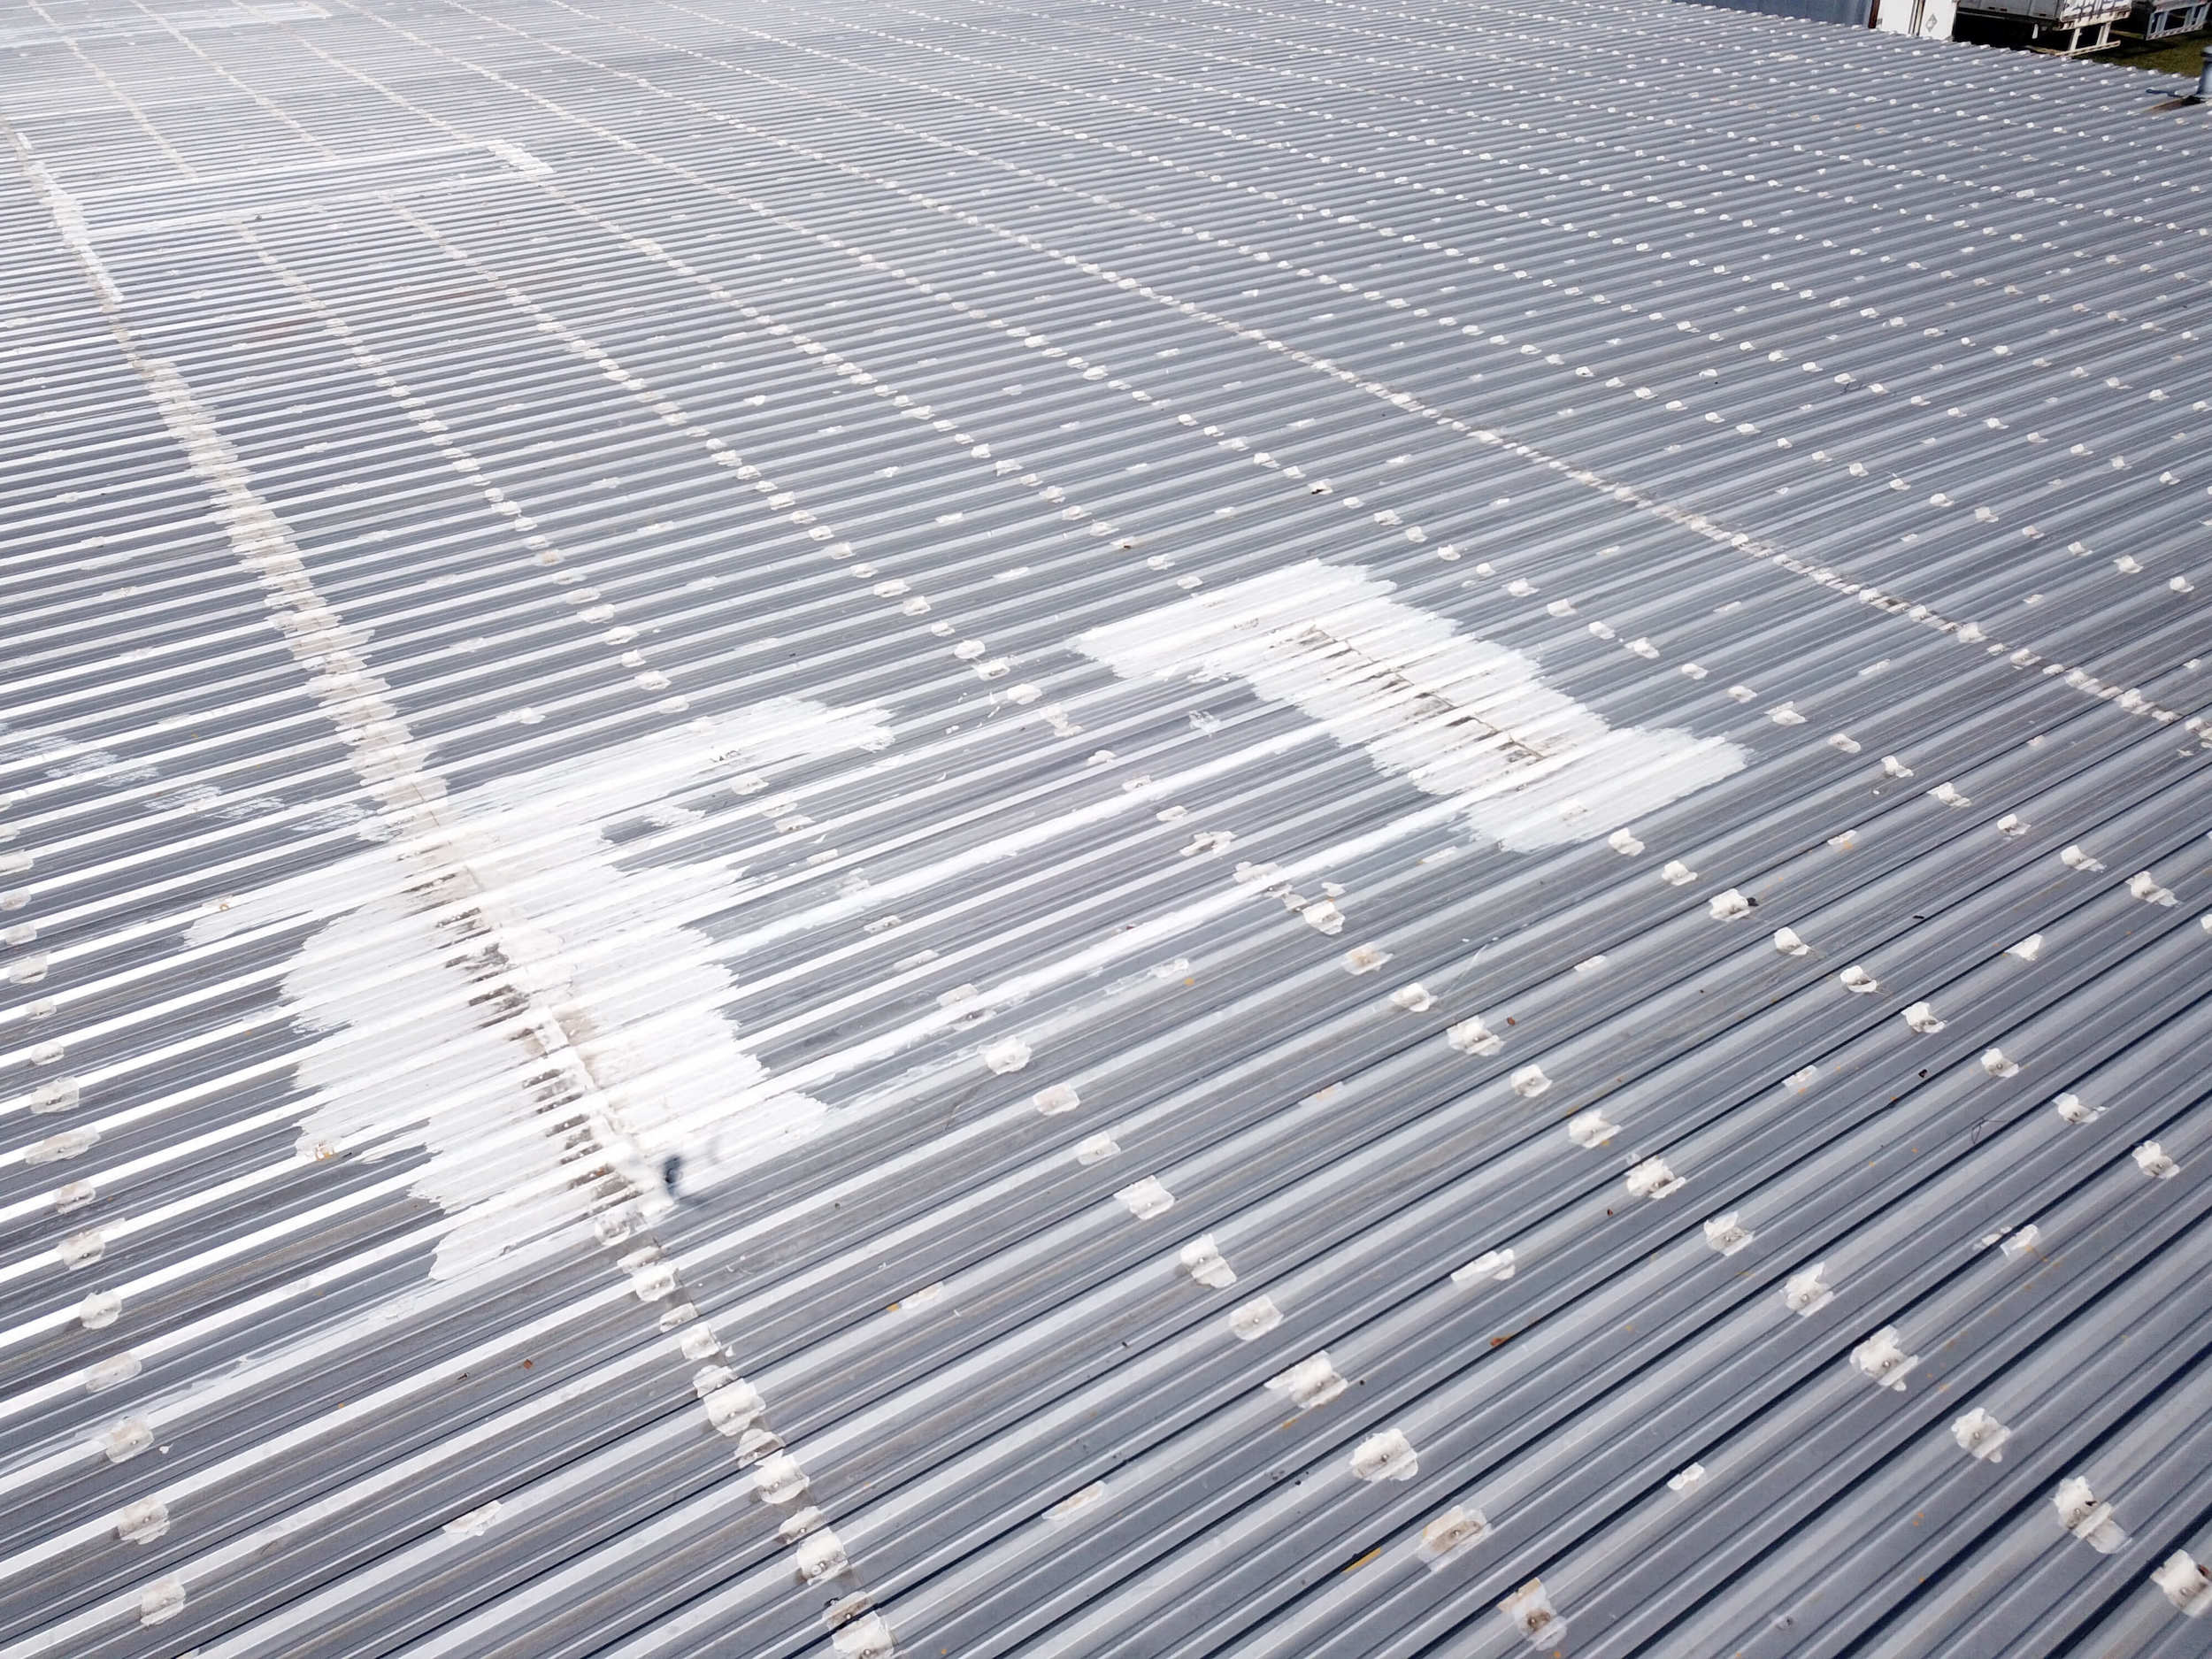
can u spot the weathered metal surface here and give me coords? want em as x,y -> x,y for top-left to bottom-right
2,0 -> 2208,1655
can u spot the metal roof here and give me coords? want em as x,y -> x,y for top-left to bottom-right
1686,0 -> 1875,28
4,0 -> 2211,1654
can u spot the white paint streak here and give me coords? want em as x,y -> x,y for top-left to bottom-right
1076,562 -> 1743,850
186,718 -> 879,1277
19,122 -> 900,1283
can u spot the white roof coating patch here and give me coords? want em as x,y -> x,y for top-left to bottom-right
1077,560 -> 1746,849
182,714 -> 877,1277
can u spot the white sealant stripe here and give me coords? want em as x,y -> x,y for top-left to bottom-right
525,0 -> 2176,720
9,112 -> 907,1634
10,103 -> 733,1394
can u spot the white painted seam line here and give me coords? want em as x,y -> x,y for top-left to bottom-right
12,94 -> 764,1379
12,108 -> 879,1632
380,0 -> 2204,724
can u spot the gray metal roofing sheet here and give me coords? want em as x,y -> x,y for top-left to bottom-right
1687,0 -> 1874,26
3,0 -> 2211,1654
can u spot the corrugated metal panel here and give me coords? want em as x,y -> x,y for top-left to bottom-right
3,0 -> 2209,1655
1687,0 -> 1876,32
